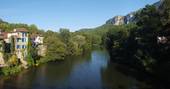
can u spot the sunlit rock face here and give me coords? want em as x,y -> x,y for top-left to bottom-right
106,0 -> 162,26
106,14 -> 135,25
37,45 -> 47,57
106,16 -> 125,25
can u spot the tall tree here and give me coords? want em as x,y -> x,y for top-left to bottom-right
10,36 -> 15,54
59,28 -> 71,43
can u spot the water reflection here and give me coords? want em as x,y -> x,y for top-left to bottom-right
101,62 -> 150,89
0,48 -> 159,89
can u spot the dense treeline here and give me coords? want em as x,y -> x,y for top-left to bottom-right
0,20 -> 102,63
103,0 -> 170,84
40,28 -> 96,63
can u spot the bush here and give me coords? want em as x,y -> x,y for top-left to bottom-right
26,53 -> 35,66
7,54 -> 18,66
0,66 -> 22,76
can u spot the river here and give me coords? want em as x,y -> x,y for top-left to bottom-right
0,48 -> 152,89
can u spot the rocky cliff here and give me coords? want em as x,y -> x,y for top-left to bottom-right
106,12 -> 135,25
106,16 -> 125,25
106,1 -> 161,25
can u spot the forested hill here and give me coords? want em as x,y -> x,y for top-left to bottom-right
0,19 -> 44,34
76,0 -> 163,47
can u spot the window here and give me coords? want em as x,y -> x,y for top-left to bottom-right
22,45 -> 25,49
17,45 -> 20,49
17,38 -> 20,42
22,38 -> 25,42
22,33 -> 25,37
25,33 -> 27,37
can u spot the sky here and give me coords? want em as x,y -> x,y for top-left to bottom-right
0,0 -> 159,32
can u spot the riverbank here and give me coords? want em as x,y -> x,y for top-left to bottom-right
0,46 -> 98,76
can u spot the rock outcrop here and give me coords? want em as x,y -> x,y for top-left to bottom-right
17,50 -> 28,69
106,12 -> 135,25
106,16 -> 125,25
37,45 -> 47,57
106,1 -> 162,25
0,52 -> 5,67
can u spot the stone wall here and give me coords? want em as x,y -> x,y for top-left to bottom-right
37,45 -> 47,57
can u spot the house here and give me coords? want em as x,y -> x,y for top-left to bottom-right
13,28 -> 28,50
31,34 -> 46,56
13,28 -> 29,59
31,34 -> 44,46
4,28 -> 29,59
0,28 -> 46,67
34,36 -> 43,45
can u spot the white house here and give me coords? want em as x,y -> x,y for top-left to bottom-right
34,36 -> 44,45
3,28 -> 29,59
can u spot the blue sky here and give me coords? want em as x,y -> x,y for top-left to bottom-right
0,0 -> 159,32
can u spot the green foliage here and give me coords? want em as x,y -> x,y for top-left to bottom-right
26,53 -> 35,66
44,34 -> 66,61
104,3 -> 170,83
66,41 -> 79,55
77,24 -> 117,46
10,36 -> 15,53
7,54 -> 18,66
104,24 -> 137,49
0,21 -> 42,33
28,24 -> 39,33
159,0 -> 170,25
0,66 -> 22,76
104,5 -> 161,70
59,28 -> 71,43
69,35 -> 86,55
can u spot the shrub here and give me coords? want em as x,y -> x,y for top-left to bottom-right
0,66 -> 22,76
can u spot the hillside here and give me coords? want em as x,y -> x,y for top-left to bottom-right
105,1 -> 162,25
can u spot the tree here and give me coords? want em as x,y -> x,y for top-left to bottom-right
44,35 -> 66,61
72,35 -> 86,48
27,24 -> 39,34
7,54 -> 18,66
159,0 -> 170,25
10,36 -> 15,54
59,28 -> 71,43
27,35 -> 36,65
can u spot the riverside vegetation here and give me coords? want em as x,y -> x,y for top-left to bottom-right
102,0 -> 170,86
0,20 -> 102,75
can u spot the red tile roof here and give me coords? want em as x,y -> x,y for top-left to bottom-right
14,28 -> 28,32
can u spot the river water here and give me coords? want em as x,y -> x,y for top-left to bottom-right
0,48 -> 151,89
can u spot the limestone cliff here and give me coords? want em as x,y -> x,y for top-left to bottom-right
106,1 -> 161,25
106,16 -> 125,25
106,12 -> 135,25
